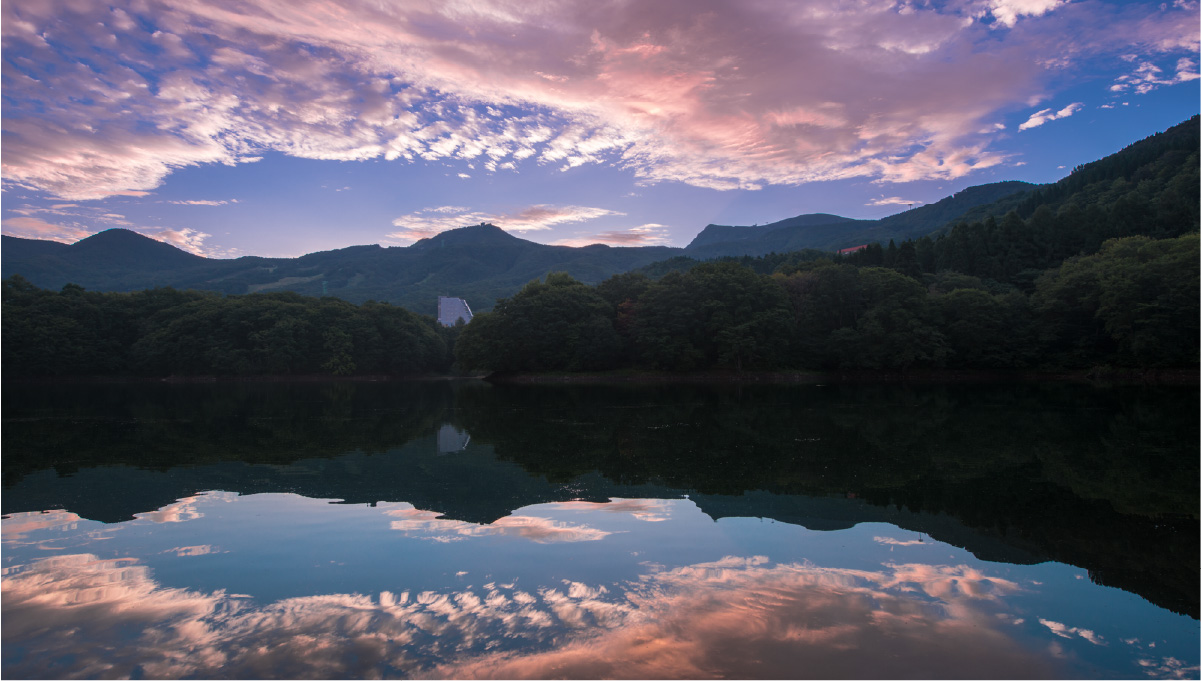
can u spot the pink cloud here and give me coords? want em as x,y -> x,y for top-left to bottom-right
2,217 -> 94,242
386,505 -> 612,543
0,510 -> 83,540
148,227 -> 215,256
866,197 -> 922,207
2,548 -> 1052,680
0,0 -> 1196,201
552,223 -> 673,247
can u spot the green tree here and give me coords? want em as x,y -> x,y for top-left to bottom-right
632,262 -> 793,371
454,273 -> 620,372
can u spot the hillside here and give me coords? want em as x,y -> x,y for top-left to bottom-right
2,225 -> 681,315
920,115 -> 1200,285
685,181 -> 1033,258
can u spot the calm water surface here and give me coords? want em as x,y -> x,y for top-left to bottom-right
2,381 -> 1197,679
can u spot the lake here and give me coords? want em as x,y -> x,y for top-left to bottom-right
2,380 -> 1197,679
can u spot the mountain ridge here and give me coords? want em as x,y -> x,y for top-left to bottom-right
685,180 -> 1035,258
4,116 -> 1194,314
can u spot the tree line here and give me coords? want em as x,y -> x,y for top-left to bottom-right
2,280 -> 454,377
4,233 -> 1196,377
455,232 -> 1199,373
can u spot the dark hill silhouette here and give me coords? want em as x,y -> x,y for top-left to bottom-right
685,181 -> 1033,258
2,224 -> 680,316
69,228 -> 207,267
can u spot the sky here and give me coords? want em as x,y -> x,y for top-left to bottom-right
1,0 -> 1198,259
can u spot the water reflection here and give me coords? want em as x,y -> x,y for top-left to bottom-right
0,501 -> 1058,680
2,380 -> 1198,679
386,504 -> 613,543
437,423 -> 472,453
3,492 -> 1197,680
4,380 -> 1196,619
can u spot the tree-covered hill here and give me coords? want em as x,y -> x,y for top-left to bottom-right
684,181 -> 1034,258
951,115 -> 1199,230
2,224 -> 681,316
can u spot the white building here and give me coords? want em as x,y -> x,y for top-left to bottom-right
437,296 -> 473,326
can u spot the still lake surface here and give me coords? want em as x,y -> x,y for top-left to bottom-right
2,380 -> 1197,679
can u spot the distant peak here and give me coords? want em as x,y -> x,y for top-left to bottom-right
75,228 -> 152,244
410,223 -> 527,249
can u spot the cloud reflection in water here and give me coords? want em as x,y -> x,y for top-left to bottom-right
3,546 -> 1063,679
386,504 -> 613,543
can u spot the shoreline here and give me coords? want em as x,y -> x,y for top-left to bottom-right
0,374 -> 487,385
483,367 -> 1200,385
3,367 -> 1196,385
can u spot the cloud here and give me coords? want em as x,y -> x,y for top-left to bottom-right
134,492 -> 235,523
874,535 -> 928,546
1039,618 -> 1106,645
1,217 -> 95,243
386,505 -> 613,543
551,223 -> 673,247
167,199 -> 238,206
2,202 -> 225,256
1,0 -> 1197,200
149,228 -> 216,256
866,197 -> 921,207
1018,102 -> 1084,130
986,0 -> 1070,28
540,498 -> 675,522
166,545 -> 220,557
388,204 -> 623,242
1,549 -> 1054,680
0,510 -> 84,542
1110,58 -> 1201,94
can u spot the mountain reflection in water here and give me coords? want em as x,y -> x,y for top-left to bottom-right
2,380 -> 1198,679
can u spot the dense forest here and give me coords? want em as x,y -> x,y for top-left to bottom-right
2,280 -> 454,377
453,232 -> 1198,373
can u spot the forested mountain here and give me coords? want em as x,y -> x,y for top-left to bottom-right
2,224 -> 679,316
684,181 -> 1033,258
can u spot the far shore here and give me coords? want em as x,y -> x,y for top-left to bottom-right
482,367 -> 1200,385
10,367 -> 1195,385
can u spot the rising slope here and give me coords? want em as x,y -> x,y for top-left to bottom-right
685,181 -> 1033,258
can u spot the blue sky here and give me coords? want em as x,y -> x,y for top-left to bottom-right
2,0 -> 1197,258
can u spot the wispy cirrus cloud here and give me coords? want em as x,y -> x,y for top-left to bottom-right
1019,102 -> 1085,130
388,204 -> 624,243
0,0 -> 1196,203
166,199 -> 239,206
1039,618 -> 1106,645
